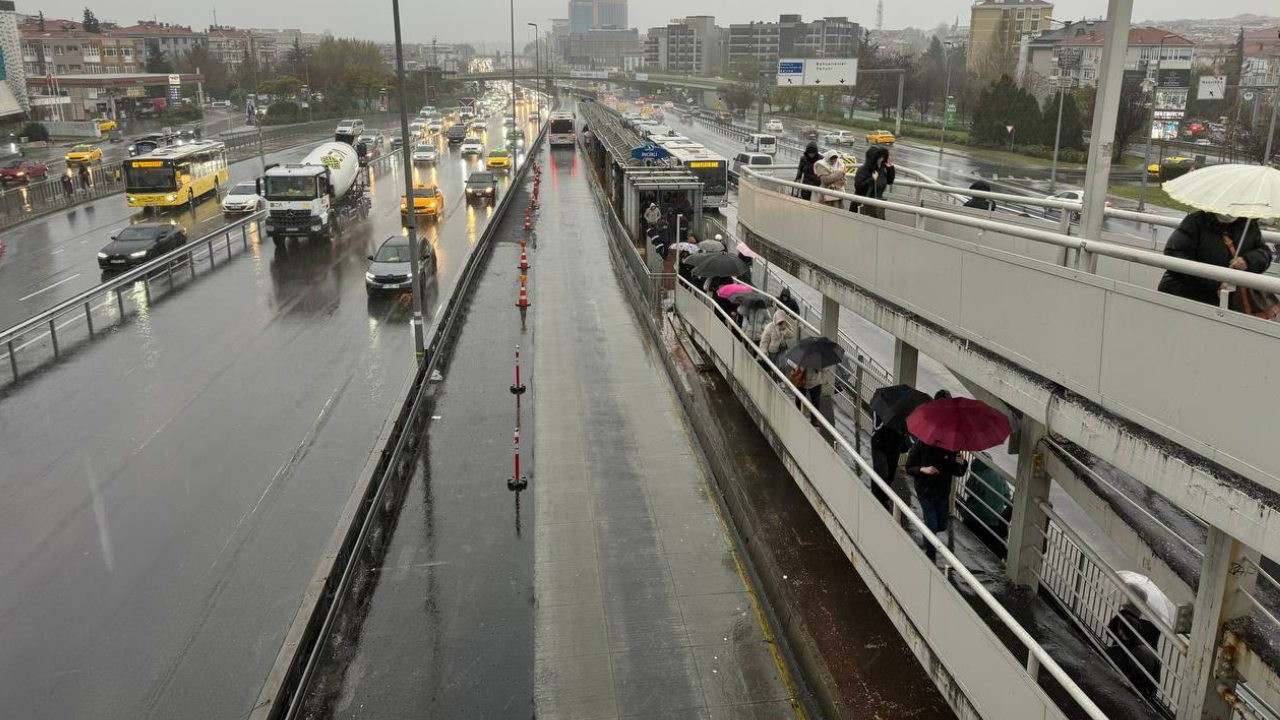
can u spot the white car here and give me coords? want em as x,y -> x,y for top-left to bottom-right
221,181 -> 263,214
357,132 -> 384,150
824,130 -> 857,145
426,120 -> 443,133
765,118 -> 784,132
460,138 -> 485,156
411,143 -> 439,163
470,119 -> 487,132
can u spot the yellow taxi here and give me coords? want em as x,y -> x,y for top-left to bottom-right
401,183 -> 443,221
65,144 -> 103,165
96,118 -> 118,132
865,129 -> 896,145
1148,156 -> 1195,178
485,148 -> 512,171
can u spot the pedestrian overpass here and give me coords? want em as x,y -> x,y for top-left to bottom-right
574,96 -> 1280,720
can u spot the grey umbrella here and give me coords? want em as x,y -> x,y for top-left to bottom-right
689,252 -> 750,278
731,291 -> 773,309
698,239 -> 726,252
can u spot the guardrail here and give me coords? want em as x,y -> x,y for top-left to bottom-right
249,118 -> 550,720
0,149 -> 401,384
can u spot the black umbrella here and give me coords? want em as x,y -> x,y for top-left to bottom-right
731,291 -> 773,309
869,384 -> 931,430
782,336 -> 845,372
689,251 -> 750,279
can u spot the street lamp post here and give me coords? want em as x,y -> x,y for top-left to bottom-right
527,23 -> 540,120
509,0 -> 517,123
937,43 -> 953,167
1138,35 -> 1174,212
1049,77 -> 1066,192
392,0 -> 426,362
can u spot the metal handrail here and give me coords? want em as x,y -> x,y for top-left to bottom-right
740,166 -> 1280,297
676,273 -> 1110,720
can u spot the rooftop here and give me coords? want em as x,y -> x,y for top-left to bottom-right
973,0 -> 1054,7
1058,26 -> 1195,46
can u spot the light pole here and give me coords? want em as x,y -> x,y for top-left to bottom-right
1138,34 -> 1174,212
527,23 -> 540,120
509,0 -> 517,124
392,0 -> 426,362
937,42 -> 954,167
1049,77 -> 1067,192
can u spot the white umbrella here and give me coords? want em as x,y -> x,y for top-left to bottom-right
1162,163 -> 1280,219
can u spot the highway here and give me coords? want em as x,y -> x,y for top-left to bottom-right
0,109 -> 540,719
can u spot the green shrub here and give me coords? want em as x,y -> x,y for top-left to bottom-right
263,101 -> 301,125
20,121 -> 50,142
164,104 -> 204,122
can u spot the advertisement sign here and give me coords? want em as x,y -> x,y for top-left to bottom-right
1197,75 -> 1227,100
569,70 -> 609,79
634,72 -> 648,81
1156,68 -> 1190,88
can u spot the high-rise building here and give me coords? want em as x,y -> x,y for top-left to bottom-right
0,0 -> 27,113
568,0 -> 627,34
645,16 -> 724,77
967,0 -> 1053,77
727,14 -> 860,65
566,28 -> 640,69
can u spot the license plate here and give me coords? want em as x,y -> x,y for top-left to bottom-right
285,227 -> 298,231
110,259 -> 126,264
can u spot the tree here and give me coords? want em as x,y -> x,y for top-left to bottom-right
971,74 -> 1042,146
82,8 -> 100,33
259,74 -> 304,99
914,37 -> 947,118
1040,91 -> 1084,149
177,43 -> 230,99
145,53 -> 174,74
720,83 -> 755,112
1112,77 -> 1148,162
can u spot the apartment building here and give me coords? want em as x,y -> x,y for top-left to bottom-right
968,0 -> 1054,76
20,18 -> 142,76
727,14 -> 860,64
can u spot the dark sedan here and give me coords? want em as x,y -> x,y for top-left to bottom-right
365,235 -> 435,295
0,159 -> 50,184
97,223 -> 188,270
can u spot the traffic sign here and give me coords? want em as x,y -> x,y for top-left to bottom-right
776,60 -> 805,86
945,96 -> 956,123
1198,75 -> 1227,100
630,142 -> 670,160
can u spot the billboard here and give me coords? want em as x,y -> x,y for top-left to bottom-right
1156,68 -> 1190,88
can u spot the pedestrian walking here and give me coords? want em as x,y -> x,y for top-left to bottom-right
776,287 -> 800,316
963,180 -> 996,210
759,308 -> 797,364
814,151 -> 847,207
1157,210 -> 1275,315
77,165 -> 91,191
870,418 -> 913,509
850,145 -> 895,218
794,142 -> 821,201
905,437 -> 967,562
61,173 -> 74,198
643,201 -> 662,227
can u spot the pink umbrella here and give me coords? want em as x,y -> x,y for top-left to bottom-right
735,242 -> 760,259
715,283 -> 754,299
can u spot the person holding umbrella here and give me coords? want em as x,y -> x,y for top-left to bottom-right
782,336 -> 845,426
868,384 -> 931,509
905,391 -> 1011,563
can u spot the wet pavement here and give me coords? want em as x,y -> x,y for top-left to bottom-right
0,110 -> 537,719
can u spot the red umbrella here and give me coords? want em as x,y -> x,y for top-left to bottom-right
906,397 -> 1011,451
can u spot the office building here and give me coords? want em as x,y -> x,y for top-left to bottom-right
566,28 -> 640,70
645,15 -> 723,77
968,0 -> 1054,77
0,0 -> 26,112
569,0 -> 627,34
727,14 -> 860,64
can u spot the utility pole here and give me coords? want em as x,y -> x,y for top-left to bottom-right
1138,35 -> 1173,212
392,0 -> 426,363
937,43 -> 953,166
1049,79 -> 1066,192
1079,0 -> 1134,244
528,23 -> 540,119
509,0 -> 517,123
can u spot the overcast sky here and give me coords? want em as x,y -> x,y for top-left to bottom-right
32,0 -> 1275,45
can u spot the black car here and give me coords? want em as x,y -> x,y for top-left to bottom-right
445,124 -> 468,145
97,223 -> 188,270
465,171 -> 499,204
128,133 -> 173,157
390,135 -> 405,151
365,235 -> 436,295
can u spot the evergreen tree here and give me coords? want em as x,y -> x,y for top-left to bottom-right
1040,91 -> 1084,149
82,8 -> 100,33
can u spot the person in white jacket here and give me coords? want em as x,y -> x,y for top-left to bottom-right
759,309 -> 797,362
813,152 -> 847,207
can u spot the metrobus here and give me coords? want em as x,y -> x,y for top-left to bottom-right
124,141 -> 229,210
548,111 -> 576,147
666,146 -> 729,210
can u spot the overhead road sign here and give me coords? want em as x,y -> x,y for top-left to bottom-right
775,58 -> 858,87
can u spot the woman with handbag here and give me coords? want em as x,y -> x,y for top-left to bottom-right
1158,210 -> 1277,319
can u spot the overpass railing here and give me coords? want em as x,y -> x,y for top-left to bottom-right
737,166 -> 1280,497
674,274 -> 1107,720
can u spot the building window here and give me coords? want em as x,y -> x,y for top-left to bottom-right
105,47 -> 116,57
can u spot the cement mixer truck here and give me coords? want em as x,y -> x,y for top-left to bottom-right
259,141 -> 370,243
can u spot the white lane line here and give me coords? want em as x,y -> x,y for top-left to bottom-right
18,273 -> 82,302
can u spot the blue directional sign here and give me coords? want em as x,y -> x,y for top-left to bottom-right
631,142 -> 670,160
777,60 -> 805,86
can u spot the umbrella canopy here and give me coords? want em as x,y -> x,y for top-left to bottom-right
690,252 -> 750,278
1162,164 -> 1280,218
870,384 -> 931,430
735,242 -> 760,259
782,336 -> 845,372
731,290 -> 773,309
906,397 -> 1011,452
698,239 -> 727,252
715,283 -> 754,298
670,242 -> 701,254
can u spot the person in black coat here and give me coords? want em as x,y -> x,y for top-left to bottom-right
851,145 -> 895,218
905,439 -> 967,562
870,418 -> 912,510
1158,211 -> 1272,307
963,180 -> 996,210
794,142 -> 821,201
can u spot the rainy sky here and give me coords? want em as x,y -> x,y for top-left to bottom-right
30,0 -> 1276,44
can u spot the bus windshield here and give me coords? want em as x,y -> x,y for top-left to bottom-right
549,118 -> 574,134
688,163 -> 727,196
124,162 -> 178,192
264,176 -> 318,200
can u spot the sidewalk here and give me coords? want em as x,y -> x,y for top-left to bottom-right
531,149 -> 804,720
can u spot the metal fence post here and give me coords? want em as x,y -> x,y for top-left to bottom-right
84,302 -> 94,337
48,318 -> 59,357
8,339 -> 18,380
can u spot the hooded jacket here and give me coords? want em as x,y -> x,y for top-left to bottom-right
795,142 -> 821,187
963,180 -> 996,210
1157,211 -> 1272,305
759,309 -> 797,356
852,145 -> 895,201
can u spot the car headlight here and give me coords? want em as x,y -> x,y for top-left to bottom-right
486,188 -> 494,194
16,171 -> 25,176
466,188 -> 474,194
365,271 -> 377,282
97,251 -> 108,259
129,250 -> 148,259
165,194 -> 177,201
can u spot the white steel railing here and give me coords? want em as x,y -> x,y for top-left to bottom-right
675,274 -> 1110,720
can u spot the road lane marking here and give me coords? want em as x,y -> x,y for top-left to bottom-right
18,273 -> 82,302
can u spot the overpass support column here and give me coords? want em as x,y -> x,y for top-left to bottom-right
892,339 -> 918,387
820,295 -> 840,342
1178,528 -> 1257,720
1004,416 -> 1050,589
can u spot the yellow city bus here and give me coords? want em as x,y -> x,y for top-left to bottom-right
124,140 -> 229,210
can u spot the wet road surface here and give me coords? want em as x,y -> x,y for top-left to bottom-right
0,110 -> 536,719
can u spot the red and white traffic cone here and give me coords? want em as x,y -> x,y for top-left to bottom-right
510,345 -> 527,395
517,248 -> 530,272
523,209 -> 532,232
507,429 -> 528,491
